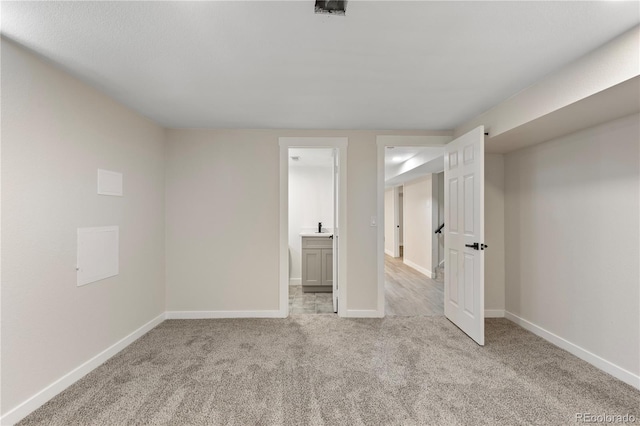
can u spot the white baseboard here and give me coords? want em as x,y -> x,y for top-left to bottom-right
1,313 -> 166,426
166,310 -> 283,319
289,278 -> 301,286
345,309 -> 383,318
505,311 -> 640,390
484,309 -> 505,318
403,259 -> 434,279
384,248 -> 394,256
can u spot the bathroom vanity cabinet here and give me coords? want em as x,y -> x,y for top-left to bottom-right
301,235 -> 333,293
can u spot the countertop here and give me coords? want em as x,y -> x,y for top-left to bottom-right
299,232 -> 333,237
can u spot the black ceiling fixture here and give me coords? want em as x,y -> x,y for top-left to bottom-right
315,0 -> 346,16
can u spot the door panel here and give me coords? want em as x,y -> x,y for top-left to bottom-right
444,126 -> 485,346
322,249 -> 333,287
449,178 -> 458,232
449,249 -> 459,305
463,253 -> 475,314
303,249 -> 322,285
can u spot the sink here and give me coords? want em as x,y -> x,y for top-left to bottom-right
299,232 -> 333,237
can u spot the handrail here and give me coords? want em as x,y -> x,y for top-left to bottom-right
435,223 -> 444,234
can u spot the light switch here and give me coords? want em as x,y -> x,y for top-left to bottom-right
370,216 -> 377,227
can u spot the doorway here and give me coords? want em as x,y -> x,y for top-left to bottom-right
377,128 -> 487,345
279,137 -> 348,317
288,148 -> 335,314
377,135 -> 453,317
382,144 -> 446,316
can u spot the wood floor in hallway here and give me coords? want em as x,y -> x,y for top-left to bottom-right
385,254 -> 444,316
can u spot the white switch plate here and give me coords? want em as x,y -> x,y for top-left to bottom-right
370,216 -> 377,227
97,169 -> 123,196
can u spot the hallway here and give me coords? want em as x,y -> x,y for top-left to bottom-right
385,255 -> 444,316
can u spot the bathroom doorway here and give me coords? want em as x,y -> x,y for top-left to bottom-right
288,148 -> 335,314
279,137 -> 348,317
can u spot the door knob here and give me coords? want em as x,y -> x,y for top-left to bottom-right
465,243 -> 488,250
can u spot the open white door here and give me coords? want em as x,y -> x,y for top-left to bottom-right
332,149 -> 339,313
444,126 -> 485,345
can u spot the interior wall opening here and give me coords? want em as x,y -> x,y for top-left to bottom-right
279,137 -> 347,318
288,147 -> 337,314
383,145 -> 446,316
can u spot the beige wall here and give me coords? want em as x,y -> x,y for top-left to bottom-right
165,129 -> 448,312
1,40 -> 166,414
164,129 -> 280,311
403,175 -> 433,276
484,154 -> 505,311
505,114 -> 639,376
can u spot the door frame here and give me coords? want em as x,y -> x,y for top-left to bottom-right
393,186 -> 402,258
279,137 -> 348,317
376,135 -> 453,316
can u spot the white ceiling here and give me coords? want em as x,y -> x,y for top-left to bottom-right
384,146 -> 425,166
2,1 -> 638,130
385,146 -> 433,175
385,146 -> 444,186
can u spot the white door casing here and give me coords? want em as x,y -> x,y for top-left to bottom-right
444,126 -> 485,345
279,137 -> 348,318
394,187 -> 402,258
332,148 -> 339,313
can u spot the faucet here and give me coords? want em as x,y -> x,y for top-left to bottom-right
318,222 -> 322,233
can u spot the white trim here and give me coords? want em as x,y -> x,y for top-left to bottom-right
505,311 -> 640,390
346,309 -> 383,318
393,185 -> 401,258
289,278 -> 301,286
0,313 -> 165,426
279,137 -> 348,318
431,173 -> 440,275
376,135 -> 452,317
403,258 -> 434,279
165,310 -> 283,319
384,248 -> 394,257
484,309 -> 505,318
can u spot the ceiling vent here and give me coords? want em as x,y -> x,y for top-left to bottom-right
315,0 -> 346,16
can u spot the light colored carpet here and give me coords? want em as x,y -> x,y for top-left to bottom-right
19,317 -> 639,425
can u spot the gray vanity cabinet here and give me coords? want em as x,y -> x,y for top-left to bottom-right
301,236 -> 333,292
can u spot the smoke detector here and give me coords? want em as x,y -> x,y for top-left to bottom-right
315,0 -> 346,16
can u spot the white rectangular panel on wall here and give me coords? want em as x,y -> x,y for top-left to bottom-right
77,226 -> 119,287
97,169 -> 123,196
